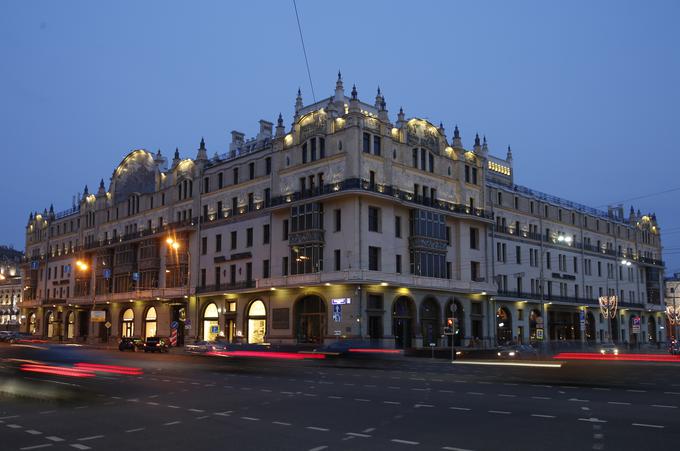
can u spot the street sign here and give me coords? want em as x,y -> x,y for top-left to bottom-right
185,318 -> 192,326
170,321 -> 179,330
632,317 -> 641,333
332,305 -> 341,322
131,272 -> 139,281
536,328 -> 544,340
331,298 -> 351,305
104,321 -> 112,329
579,311 -> 586,331
210,325 -> 219,334
103,268 -> 112,279
333,330 -> 342,336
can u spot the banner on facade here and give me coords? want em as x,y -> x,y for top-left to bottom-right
91,310 -> 106,323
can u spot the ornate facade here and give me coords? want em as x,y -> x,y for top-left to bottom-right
20,75 -> 666,348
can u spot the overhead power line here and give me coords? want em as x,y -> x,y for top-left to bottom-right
595,186 -> 680,208
292,0 -> 316,102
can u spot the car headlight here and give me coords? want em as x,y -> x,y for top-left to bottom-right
613,349 -> 618,354
600,349 -> 606,354
508,352 -> 516,356
497,352 -> 501,356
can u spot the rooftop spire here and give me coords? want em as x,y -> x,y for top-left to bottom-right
454,125 -> 460,139
506,145 -> 513,161
99,178 -> 105,189
295,88 -> 303,115
351,84 -> 357,100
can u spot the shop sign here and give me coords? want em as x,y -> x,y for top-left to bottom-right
536,328 -> 544,340
632,317 -> 641,333
332,305 -> 342,322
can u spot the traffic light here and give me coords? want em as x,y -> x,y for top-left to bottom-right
447,317 -> 454,327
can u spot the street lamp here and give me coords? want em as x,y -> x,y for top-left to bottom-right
165,236 -> 191,297
599,295 -> 618,344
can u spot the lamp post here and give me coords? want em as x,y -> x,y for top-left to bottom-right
165,237 -> 192,341
76,259 -> 95,342
599,295 -> 618,344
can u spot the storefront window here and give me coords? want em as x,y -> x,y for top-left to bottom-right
28,313 -> 36,334
248,300 -> 266,344
145,307 -> 157,339
203,303 -> 219,341
122,308 -> 134,338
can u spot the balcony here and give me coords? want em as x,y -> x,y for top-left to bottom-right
196,280 -> 256,294
495,290 -> 645,309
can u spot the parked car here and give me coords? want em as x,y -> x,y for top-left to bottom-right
2,332 -> 32,344
497,344 -> 538,359
143,337 -> 170,353
119,337 -> 143,352
0,331 -> 14,342
598,343 -> 619,355
185,340 -> 215,354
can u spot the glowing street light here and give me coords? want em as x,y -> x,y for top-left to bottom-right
76,260 -> 89,271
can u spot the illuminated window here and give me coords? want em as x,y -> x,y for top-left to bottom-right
122,308 -> 134,338
248,300 -> 266,344
202,303 -> 219,341
145,307 -> 157,339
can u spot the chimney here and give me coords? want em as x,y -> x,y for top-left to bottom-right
230,130 -> 245,153
257,120 -> 273,140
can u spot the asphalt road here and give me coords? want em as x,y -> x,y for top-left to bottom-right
1,345 -> 679,451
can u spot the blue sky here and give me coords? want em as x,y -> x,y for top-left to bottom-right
1,0 -> 679,270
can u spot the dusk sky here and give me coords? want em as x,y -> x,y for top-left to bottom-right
1,1 -> 679,270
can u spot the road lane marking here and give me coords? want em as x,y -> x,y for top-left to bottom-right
70,445 -> 90,450
392,439 -> 420,445
77,436 -> 104,441
46,436 -> 64,442
632,423 -> 664,429
0,415 -> 19,420
167,405 -> 180,409
241,417 -> 260,421
20,445 -> 52,450
651,404 -> 677,409
498,394 -> 516,398
7,424 -> 22,429
273,421 -> 291,426
328,396 -> 343,399
531,414 -> 556,418
664,392 -> 680,395
163,421 -> 181,426
442,447 -> 474,451
626,389 -> 646,393
578,418 -> 607,423
196,416 -> 209,420
26,430 -> 43,435
593,388 -> 610,391
384,401 -> 401,405
569,398 -> 590,403
488,410 -> 511,415
346,432 -> 371,438
607,401 -> 630,405
39,411 -> 56,415
363,428 -> 376,433
439,389 -> 455,393
308,447 -> 328,451
467,392 -> 484,395
188,409 -> 205,413
414,404 -> 434,408
531,396 -> 551,400
450,407 -> 471,411
125,428 -> 145,433
452,361 -> 562,368
146,402 -> 159,406
388,386 -> 401,390
306,426 -> 330,431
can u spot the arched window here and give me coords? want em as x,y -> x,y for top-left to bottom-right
66,311 -> 75,339
248,300 -> 266,344
203,303 -> 219,341
145,307 -> 157,339
122,308 -> 134,338
28,313 -> 36,335
46,311 -> 55,338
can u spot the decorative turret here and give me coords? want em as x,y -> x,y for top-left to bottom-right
28,212 -> 33,223
506,145 -> 513,162
396,107 -> 406,128
97,178 -> 106,196
196,137 -> 208,161
629,206 -> 636,223
334,70 -> 344,104
452,125 -> 463,148
348,84 -> 360,113
154,148 -> 168,170
326,96 -> 338,117
480,135 -> 489,156
48,204 -> 54,219
275,113 -> 286,137
172,148 -> 181,167
295,88 -> 303,116
473,133 -> 482,153
82,185 -> 89,199
374,87 -> 383,109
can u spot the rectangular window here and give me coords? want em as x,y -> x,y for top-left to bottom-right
265,157 -> 271,175
230,265 -> 236,284
412,148 -> 418,168
201,268 -> 206,288
201,237 -> 207,255
472,167 -> 478,184
218,172 -> 223,189
363,132 -> 371,153
428,153 -> 434,173
368,246 -> 381,271
373,135 -> 381,156
263,224 -> 270,244
334,249 -> 341,271
249,162 -> 255,180
262,260 -> 270,279
233,167 -> 239,185
231,231 -> 237,249
465,165 -> 470,183
215,234 -> 222,253
203,177 -> 210,194
282,257 -> 288,276
302,142 -> 308,163
283,219 -> 289,240
516,245 -> 521,264
246,228 -> 253,247
368,206 -> 381,232
470,227 -> 479,249
334,209 -> 341,232
395,216 -> 402,238
546,252 -> 552,269
396,254 -> 402,274
310,138 -> 316,161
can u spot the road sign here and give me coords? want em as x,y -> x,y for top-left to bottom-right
333,330 -> 342,336
331,298 -> 351,305
104,321 -> 112,329
103,268 -> 112,279
131,272 -> 139,281
536,328 -> 544,340
632,317 -> 641,333
170,321 -> 179,330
